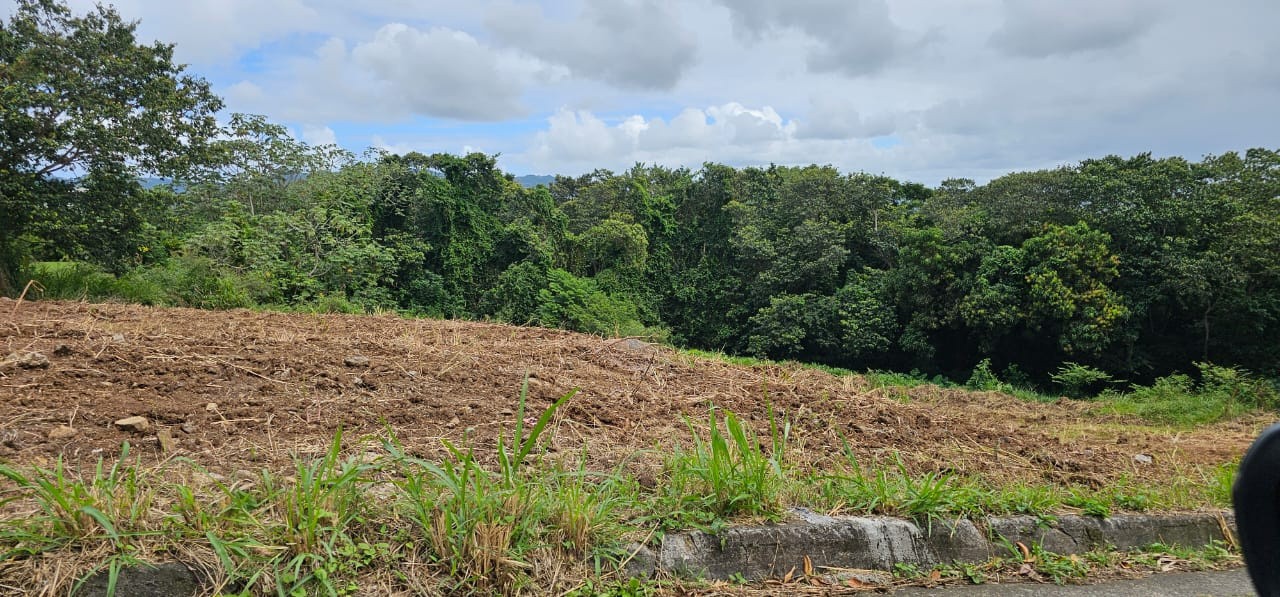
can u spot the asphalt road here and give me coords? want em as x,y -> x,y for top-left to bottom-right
891,569 -> 1255,596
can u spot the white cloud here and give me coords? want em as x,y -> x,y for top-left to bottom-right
486,0 -> 698,89
224,81 -> 265,105
300,124 -> 338,146
226,23 -> 554,123
523,103 -> 823,172
714,0 -> 917,77
370,135 -> 419,156
368,135 -> 489,158
349,24 -> 539,121
989,0 -> 1163,58
796,96 -> 897,140
67,0 -> 321,63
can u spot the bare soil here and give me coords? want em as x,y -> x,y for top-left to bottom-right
0,299 -> 1266,492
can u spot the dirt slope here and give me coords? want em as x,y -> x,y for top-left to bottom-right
0,300 -> 1265,489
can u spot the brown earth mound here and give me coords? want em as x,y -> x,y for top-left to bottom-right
0,300 -> 1265,490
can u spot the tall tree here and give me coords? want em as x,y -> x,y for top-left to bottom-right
0,0 -> 222,289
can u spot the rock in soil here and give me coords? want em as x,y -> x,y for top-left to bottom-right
157,427 -> 176,453
344,355 -> 370,367
2,351 -> 49,370
114,416 -> 151,433
79,561 -> 199,597
47,425 -> 78,440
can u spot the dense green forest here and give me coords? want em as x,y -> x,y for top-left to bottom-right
4,0 -> 1279,391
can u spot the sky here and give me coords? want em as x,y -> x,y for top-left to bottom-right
19,0 -> 1280,184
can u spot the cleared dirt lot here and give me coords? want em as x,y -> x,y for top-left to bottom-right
0,299 -> 1264,491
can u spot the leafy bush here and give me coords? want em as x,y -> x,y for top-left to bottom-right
1197,362 -> 1279,410
1051,362 -> 1114,398
1100,362 -> 1277,425
536,269 -> 648,337
965,358 -> 1003,391
482,260 -> 548,324
25,261 -> 164,304
1000,363 -> 1034,390
133,256 -> 259,309
301,293 -> 366,314
963,360 -> 1060,402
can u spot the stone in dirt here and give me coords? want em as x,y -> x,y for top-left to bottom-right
619,542 -> 657,578
344,355 -> 370,367
2,351 -> 49,369
157,427 -> 176,452
47,425 -> 78,440
114,416 -> 151,433
79,561 -> 199,597
618,338 -> 655,353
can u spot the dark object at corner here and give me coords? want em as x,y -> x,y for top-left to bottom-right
1234,422 -> 1280,596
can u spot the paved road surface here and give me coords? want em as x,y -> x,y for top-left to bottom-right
892,569 -> 1254,596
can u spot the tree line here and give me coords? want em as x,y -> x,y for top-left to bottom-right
3,0 -> 1278,391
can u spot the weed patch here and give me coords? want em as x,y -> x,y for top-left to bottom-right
648,406 -> 790,531
1100,363 -> 1278,425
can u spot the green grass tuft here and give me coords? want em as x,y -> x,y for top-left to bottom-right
1100,363 -> 1278,425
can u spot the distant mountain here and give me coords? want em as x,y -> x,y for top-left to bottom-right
139,177 -> 170,189
514,174 -> 555,188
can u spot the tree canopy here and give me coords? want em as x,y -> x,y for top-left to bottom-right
0,0 -> 222,290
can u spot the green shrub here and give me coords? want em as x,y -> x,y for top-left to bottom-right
25,261 -> 111,300
133,256 -> 257,309
965,358 -> 1003,391
536,269 -> 649,337
303,293 -> 364,314
1000,363 -> 1034,390
864,369 -> 944,389
482,260 -> 548,324
1197,362 -> 1279,410
656,406 -> 790,528
24,261 -> 164,304
1051,362 -> 1114,398
1101,362 -> 1276,425
110,271 -> 167,304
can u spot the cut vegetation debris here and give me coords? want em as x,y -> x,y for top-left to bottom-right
0,301 -> 1268,594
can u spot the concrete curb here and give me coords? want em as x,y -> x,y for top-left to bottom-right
625,508 -> 1236,581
